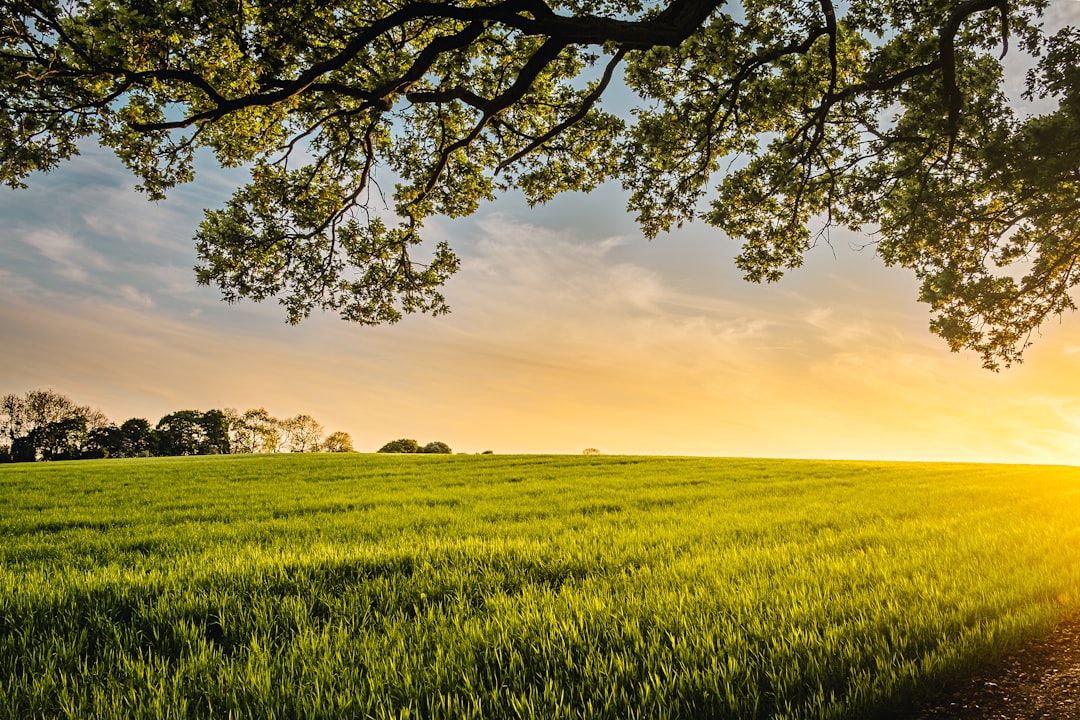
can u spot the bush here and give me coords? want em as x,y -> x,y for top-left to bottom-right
583,448 -> 601,455
377,438 -> 419,453
420,441 -> 452,454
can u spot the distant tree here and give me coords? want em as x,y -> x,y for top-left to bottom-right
0,390 -> 107,461
2,389 -> 78,458
85,424 -> 124,459
233,408 -> 283,453
119,418 -> 155,458
322,431 -> 354,453
0,393 -> 25,448
155,411 -> 208,456
283,414 -> 323,452
10,436 -> 35,463
35,416 -> 88,461
420,441 -> 453,455
23,389 -> 80,430
222,408 -> 249,452
80,406 -> 111,435
199,409 -> 232,455
583,448 -> 601,455
378,439 -> 420,454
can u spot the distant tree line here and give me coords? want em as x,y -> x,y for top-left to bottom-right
377,439 -> 452,454
0,389 -> 353,463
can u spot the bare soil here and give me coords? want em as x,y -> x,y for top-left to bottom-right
910,614 -> 1080,720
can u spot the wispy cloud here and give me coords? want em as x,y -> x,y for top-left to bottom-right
16,228 -> 107,283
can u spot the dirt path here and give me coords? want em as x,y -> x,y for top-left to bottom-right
910,614 -> 1080,719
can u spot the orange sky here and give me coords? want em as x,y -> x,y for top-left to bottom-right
3,4 -> 1080,464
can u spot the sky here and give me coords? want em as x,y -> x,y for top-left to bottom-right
3,4 -> 1080,464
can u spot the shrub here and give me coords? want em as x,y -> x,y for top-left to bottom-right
420,441 -> 452,454
583,448 -> 601,455
378,438 -> 419,453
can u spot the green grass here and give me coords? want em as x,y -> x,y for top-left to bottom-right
1,453 -> 1079,719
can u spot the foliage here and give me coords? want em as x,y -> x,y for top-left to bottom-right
0,454 -> 1079,719
582,448 -> 601,455
119,418 -> 155,458
155,410 -> 211,456
321,431 -> 354,453
84,424 -> 124,459
420,440 -> 453,454
0,389 -> 106,461
0,390 -> 346,461
84,418 -> 158,459
33,415 -> 89,461
2,0 -> 1079,366
200,409 -> 232,455
228,407 -> 283,454
282,414 -> 324,452
378,438 -> 421,453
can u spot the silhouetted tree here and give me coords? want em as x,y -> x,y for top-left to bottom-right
155,411 -> 208,457
0,390 -> 106,461
420,441 -> 452,454
85,424 -> 124,459
10,436 -> 35,463
120,418 -> 155,458
35,416 -> 88,461
200,409 -> 232,455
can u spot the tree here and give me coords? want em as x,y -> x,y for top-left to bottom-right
0,393 -> 26,448
85,424 -> 124,459
2,389 -> 79,448
229,408 -> 284,453
155,410 -> 208,456
35,415 -> 89,461
0,389 -> 106,461
3,1 -> 1078,367
378,438 -> 420,454
420,441 -> 453,454
282,414 -> 324,452
200,409 -> 232,454
322,431 -> 354,453
119,418 -> 155,458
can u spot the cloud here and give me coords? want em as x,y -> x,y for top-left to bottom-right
115,285 -> 156,310
15,228 -> 107,283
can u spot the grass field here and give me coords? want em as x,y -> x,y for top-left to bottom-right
1,453 -> 1079,720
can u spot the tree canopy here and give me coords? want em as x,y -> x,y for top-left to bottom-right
3,0 -> 1078,367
